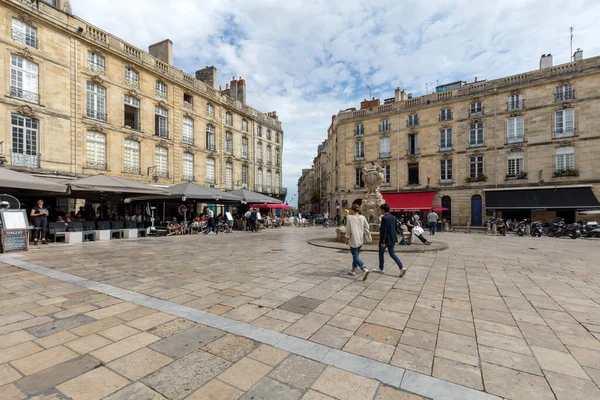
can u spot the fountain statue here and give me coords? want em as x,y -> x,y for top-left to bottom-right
335,162 -> 386,243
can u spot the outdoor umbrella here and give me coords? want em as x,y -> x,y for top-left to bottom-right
126,182 -> 241,203
68,174 -> 170,196
229,188 -> 283,204
0,168 -> 69,193
250,203 -> 291,209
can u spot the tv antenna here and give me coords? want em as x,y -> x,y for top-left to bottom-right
570,27 -> 574,61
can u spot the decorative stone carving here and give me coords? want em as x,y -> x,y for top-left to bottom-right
158,100 -> 167,108
159,139 -> 168,148
90,123 -> 104,132
559,140 -> 571,147
91,75 -> 104,84
15,105 -> 35,117
186,145 -> 194,153
508,145 -> 523,152
360,163 -> 385,225
184,111 -> 193,118
441,153 -> 450,159
126,132 -> 139,141
13,47 -> 34,60
17,13 -> 33,25
407,155 -> 418,163
127,89 -> 139,97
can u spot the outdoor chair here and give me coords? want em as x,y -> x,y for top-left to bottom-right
48,222 -> 67,243
68,221 -> 96,242
96,221 -> 123,239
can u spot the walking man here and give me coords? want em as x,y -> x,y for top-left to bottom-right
377,204 -> 408,277
427,209 -> 439,235
249,207 -> 258,232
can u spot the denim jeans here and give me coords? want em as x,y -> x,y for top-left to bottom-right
429,221 -> 436,235
378,243 -> 404,270
350,247 -> 366,270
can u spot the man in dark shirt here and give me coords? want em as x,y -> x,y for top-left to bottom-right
377,204 -> 407,277
249,208 -> 258,232
30,199 -> 49,245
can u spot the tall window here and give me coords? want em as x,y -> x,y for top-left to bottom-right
242,165 -> 249,188
507,94 -> 523,110
354,141 -> 364,160
267,130 -> 272,140
225,132 -> 233,154
555,147 -> 575,171
125,67 -> 139,88
183,152 -> 194,181
155,106 -> 168,138
10,55 -> 39,104
276,132 -> 280,143
408,134 -> 419,155
355,123 -> 364,136
258,125 -> 263,137
275,148 -> 280,166
183,93 -> 193,110
11,114 -> 38,168
226,162 -> 233,189
554,109 -> 574,138
440,108 -> 452,121
242,119 -> 248,132
379,137 -> 390,158
86,82 -> 106,121
555,85 -> 574,101
154,147 -> 168,178
156,81 -> 167,99
242,137 -> 248,158
470,101 -> 483,115
206,103 -> 215,118
507,117 -> 524,143
440,128 -> 452,151
183,117 -> 194,145
408,163 -> 419,185
206,124 -> 215,151
257,169 -> 263,191
225,112 -> 233,126
507,152 -> 524,177
469,123 -> 484,147
354,168 -> 364,188
407,114 -> 419,127
469,155 -> 484,178
266,145 -> 272,164
12,19 -> 37,48
87,51 -> 105,75
257,142 -> 263,162
206,158 -> 215,184
124,95 -> 140,130
266,171 -> 272,192
123,139 -> 140,174
379,119 -> 390,132
383,165 -> 391,185
275,172 -> 280,193
440,159 -> 452,182
86,131 -> 106,170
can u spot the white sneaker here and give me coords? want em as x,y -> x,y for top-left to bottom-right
372,268 -> 385,273
348,271 -> 356,276
362,269 -> 370,281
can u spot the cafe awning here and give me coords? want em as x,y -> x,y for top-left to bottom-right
229,189 -> 283,204
68,174 -> 170,196
382,192 -> 435,212
0,168 -> 69,193
485,187 -> 600,210
126,182 -> 241,203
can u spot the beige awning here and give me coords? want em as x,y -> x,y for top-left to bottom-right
0,168 -> 69,193
68,174 -> 170,196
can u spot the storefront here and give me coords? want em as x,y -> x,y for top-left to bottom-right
382,192 -> 436,213
485,186 -> 600,223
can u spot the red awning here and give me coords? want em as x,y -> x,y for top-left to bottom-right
382,192 -> 436,212
250,203 -> 292,210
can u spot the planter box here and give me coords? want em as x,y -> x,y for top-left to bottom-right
123,229 -> 138,239
65,232 -> 82,244
95,230 -> 111,241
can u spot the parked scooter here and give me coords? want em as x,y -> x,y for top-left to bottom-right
545,218 -> 580,239
530,221 -> 544,237
516,219 -> 529,236
580,221 -> 600,238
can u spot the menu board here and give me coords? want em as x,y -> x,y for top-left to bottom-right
225,212 -> 233,221
0,210 -> 28,229
1,229 -> 28,253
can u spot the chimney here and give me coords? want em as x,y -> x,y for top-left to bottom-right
195,66 -> 217,89
229,77 -> 238,100
474,77 -> 478,83
149,39 -> 173,65
400,89 -> 406,101
237,76 -> 246,104
573,48 -> 583,61
395,87 -> 401,102
539,54 -> 553,69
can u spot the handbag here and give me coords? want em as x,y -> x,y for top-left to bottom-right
412,226 -> 424,236
364,229 -> 373,243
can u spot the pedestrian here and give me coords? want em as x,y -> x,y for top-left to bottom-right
250,207 -> 258,232
344,204 -> 370,280
377,204 -> 407,276
427,209 -> 439,235
407,212 -> 432,245
244,209 -> 251,231
323,211 -> 329,229
30,199 -> 49,245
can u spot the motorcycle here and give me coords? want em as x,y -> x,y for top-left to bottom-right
545,218 -> 579,239
580,221 -> 600,238
516,219 -> 528,236
530,221 -> 544,237
566,223 -> 581,239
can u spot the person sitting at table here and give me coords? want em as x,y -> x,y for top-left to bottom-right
167,217 -> 183,235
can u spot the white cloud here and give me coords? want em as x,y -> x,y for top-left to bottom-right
74,0 -> 600,206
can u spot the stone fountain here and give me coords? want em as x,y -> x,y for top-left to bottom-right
336,163 -> 386,242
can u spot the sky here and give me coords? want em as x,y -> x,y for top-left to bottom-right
75,0 -> 600,207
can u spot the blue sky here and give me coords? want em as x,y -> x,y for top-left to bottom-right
77,0 -> 600,207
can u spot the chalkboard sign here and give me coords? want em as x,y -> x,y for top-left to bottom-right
1,229 -> 29,253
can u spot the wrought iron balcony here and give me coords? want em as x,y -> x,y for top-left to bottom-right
11,29 -> 37,48
12,153 -> 39,168
439,146 -> 453,152
86,161 -> 107,170
183,137 -> 194,145
354,156 -> 365,162
124,120 -> 140,131
554,128 -> 576,138
555,90 -> 575,102
206,110 -> 215,119
507,100 -> 524,111
507,136 -> 524,144
439,113 -> 453,121
155,130 -> 168,139
87,110 -> 107,122
440,178 -> 453,184
379,152 -> 391,158
407,118 -> 419,127
266,160 -> 272,166
468,141 -> 484,148
155,170 -> 169,178
183,174 -> 195,181
123,165 -> 140,174
205,177 -> 216,185
183,101 -> 193,110
10,87 -> 39,104
156,91 -> 168,100
125,76 -> 140,88
406,149 -> 420,156
88,61 -> 105,75
469,107 -> 484,117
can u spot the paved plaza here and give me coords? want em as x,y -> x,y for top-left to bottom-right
0,228 -> 599,399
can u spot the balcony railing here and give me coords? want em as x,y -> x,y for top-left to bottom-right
468,141 -> 484,148
183,136 -> 194,145
156,91 -> 168,100
183,174 -> 194,181
11,29 -> 37,48
87,110 -> 107,122
440,178 -> 453,184
354,184 -> 365,189
354,156 -> 365,162
407,118 -> 419,127
553,168 -> 579,177
125,77 -> 140,88
554,128 -> 575,138
381,182 -> 391,187
86,161 -> 107,170
469,107 -> 484,117
206,143 -> 215,151
206,110 -> 215,119
124,120 -> 140,131
379,152 -> 391,158
439,113 -> 453,121
406,149 -> 420,156
10,87 -> 39,104
155,170 -> 169,178
439,146 -> 452,152
555,90 -> 575,102
123,165 -> 140,174
205,177 -> 216,185
88,61 -> 105,75
507,100 -> 524,111
183,101 -> 193,110
507,136 -> 524,144
12,153 -> 39,168
155,130 -> 168,139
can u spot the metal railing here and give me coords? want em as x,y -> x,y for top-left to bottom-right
205,177 -> 216,185
440,178 -> 453,184
123,165 -> 140,174
124,120 -> 140,131
125,76 -> 139,88
86,161 -> 107,170
183,101 -> 193,110
507,100 -> 524,110
155,130 -> 168,139
439,146 -> 452,152
555,90 -> 575,102
156,91 -> 168,100
553,128 -> 576,138
155,170 -> 169,178
10,87 -> 39,104
183,136 -> 194,145
354,156 -> 365,161
206,143 -> 216,151
183,174 -> 194,181
468,141 -> 484,148
88,61 -> 105,75
379,152 -> 391,158
12,153 -> 39,168
87,110 -> 107,122
406,149 -> 420,156
11,29 -> 37,48
439,113 -> 453,121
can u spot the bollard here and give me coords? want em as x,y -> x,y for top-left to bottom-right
492,223 -> 497,234
525,224 -> 531,236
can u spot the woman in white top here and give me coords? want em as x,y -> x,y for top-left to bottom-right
345,204 -> 370,281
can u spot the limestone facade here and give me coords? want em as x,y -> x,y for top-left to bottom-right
0,0 -> 285,199
301,52 -> 600,225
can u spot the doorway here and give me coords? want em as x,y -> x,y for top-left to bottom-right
471,195 -> 482,226
441,196 -> 451,222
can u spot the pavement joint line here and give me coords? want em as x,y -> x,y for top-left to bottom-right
0,254 -> 501,400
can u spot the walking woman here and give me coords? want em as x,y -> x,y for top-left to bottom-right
345,204 -> 370,281
30,199 -> 49,245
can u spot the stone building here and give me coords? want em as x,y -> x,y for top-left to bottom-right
303,51 -> 600,225
0,0 -> 285,200
297,168 -> 315,212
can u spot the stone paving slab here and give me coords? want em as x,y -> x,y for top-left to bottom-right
2,228 -> 600,399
